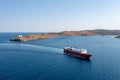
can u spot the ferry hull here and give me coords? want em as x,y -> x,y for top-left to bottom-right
64,49 -> 92,59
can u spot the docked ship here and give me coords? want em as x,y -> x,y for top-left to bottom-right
64,47 -> 92,59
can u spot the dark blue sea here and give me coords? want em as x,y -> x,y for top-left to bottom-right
0,33 -> 120,80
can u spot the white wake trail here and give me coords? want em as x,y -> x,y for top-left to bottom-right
0,43 -> 64,54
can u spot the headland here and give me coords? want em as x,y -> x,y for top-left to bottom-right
10,29 -> 120,41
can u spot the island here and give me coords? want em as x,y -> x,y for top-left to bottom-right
10,33 -> 57,41
10,29 -> 120,41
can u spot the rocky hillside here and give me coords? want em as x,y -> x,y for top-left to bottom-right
56,30 -> 97,36
10,29 -> 120,41
10,34 -> 57,41
88,29 -> 120,35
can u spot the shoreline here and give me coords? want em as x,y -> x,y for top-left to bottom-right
10,29 -> 120,41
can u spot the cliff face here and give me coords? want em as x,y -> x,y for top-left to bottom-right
10,29 -> 120,41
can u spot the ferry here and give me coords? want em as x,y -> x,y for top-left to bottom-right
64,47 -> 92,59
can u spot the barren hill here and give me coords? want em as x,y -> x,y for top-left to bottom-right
10,29 -> 120,41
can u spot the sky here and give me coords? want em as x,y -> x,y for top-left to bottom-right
0,0 -> 120,32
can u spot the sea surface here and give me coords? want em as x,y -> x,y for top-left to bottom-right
0,33 -> 120,80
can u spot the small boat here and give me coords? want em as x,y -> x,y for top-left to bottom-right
64,47 -> 92,59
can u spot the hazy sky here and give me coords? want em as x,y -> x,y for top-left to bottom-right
0,0 -> 120,32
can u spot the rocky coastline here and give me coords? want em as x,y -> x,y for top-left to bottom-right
10,29 -> 120,41
10,33 -> 57,41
